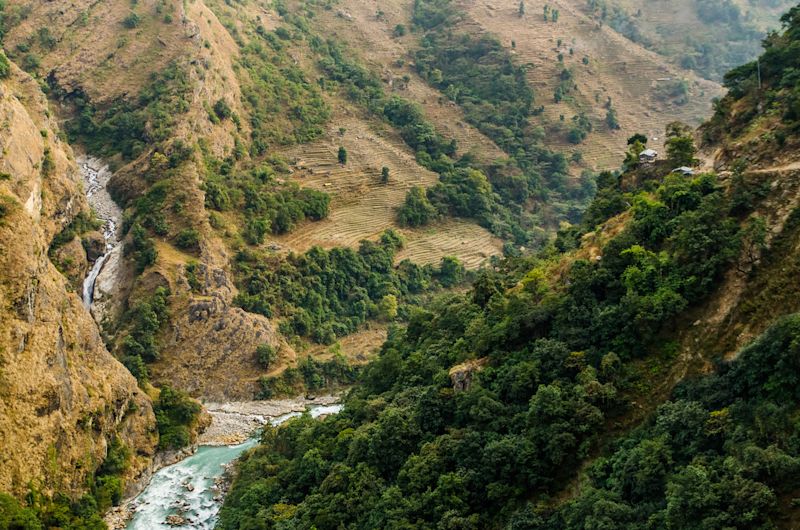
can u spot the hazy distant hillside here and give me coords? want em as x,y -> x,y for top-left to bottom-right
585,0 -> 796,81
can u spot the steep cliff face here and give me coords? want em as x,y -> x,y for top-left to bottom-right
0,61 -> 157,498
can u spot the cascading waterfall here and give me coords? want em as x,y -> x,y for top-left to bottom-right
125,404 -> 343,529
79,156 -> 122,309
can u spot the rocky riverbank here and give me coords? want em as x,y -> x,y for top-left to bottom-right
198,395 -> 341,445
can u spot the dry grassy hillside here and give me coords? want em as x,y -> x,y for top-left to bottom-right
292,0 -> 508,163
2,0 -> 189,103
459,0 -> 722,170
296,0 -> 722,171
0,60 -> 157,499
0,0 -> 294,399
0,0 -> 506,399
273,109 -> 503,268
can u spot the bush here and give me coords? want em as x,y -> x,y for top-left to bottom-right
155,385 -> 201,449
128,223 -> 157,273
0,51 -> 10,79
48,211 -> 100,255
122,12 -> 141,28
213,98 -> 232,120
256,343 -> 277,369
0,494 -> 42,529
121,287 -> 169,363
397,186 -> 437,227
175,228 -> 200,251
22,54 -> 40,72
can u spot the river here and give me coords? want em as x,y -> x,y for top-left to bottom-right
76,158 -> 342,528
124,403 -> 343,529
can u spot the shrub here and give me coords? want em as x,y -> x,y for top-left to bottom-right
0,51 -> 10,79
256,343 -> 277,369
397,186 -> 437,227
213,98 -> 232,120
155,385 -> 201,449
175,228 -> 200,251
22,53 -> 40,72
122,12 -> 141,28
128,223 -> 157,273
40,148 -> 55,177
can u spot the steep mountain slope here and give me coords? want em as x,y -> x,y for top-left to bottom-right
288,0 -> 721,171
0,0 -> 515,399
459,0 -> 722,170
217,7 -> 800,528
0,58 -> 156,501
0,0 -> 302,399
0,0 -> 783,415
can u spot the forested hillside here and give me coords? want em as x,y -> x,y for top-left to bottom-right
218,7 -> 800,529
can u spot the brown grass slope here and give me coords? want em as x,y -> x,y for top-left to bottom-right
1,0 -> 501,399
0,61 -> 157,499
2,0 -> 292,400
460,0 -> 723,170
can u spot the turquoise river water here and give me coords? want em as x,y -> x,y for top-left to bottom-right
125,404 -> 343,529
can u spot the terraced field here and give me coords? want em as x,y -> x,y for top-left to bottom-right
396,219 -> 502,269
273,109 -> 503,268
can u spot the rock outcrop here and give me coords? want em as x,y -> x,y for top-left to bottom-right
448,358 -> 488,393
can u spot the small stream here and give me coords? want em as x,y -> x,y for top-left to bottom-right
79,156 -> 122,308
125,403 -> 343,529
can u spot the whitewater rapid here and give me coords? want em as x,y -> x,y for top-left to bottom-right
78,156 -> 122,308
125,403 -> 343,529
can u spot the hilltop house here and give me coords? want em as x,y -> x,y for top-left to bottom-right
639,149 -> 658,164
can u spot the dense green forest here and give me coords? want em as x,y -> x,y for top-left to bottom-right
216,11 -> 800,528
234,229 -> 466,345
524,313 -> 800,528
217,154 -> 743,529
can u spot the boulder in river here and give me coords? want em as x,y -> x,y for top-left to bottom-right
166,514 -> 186,526
82,231 -> 106,261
